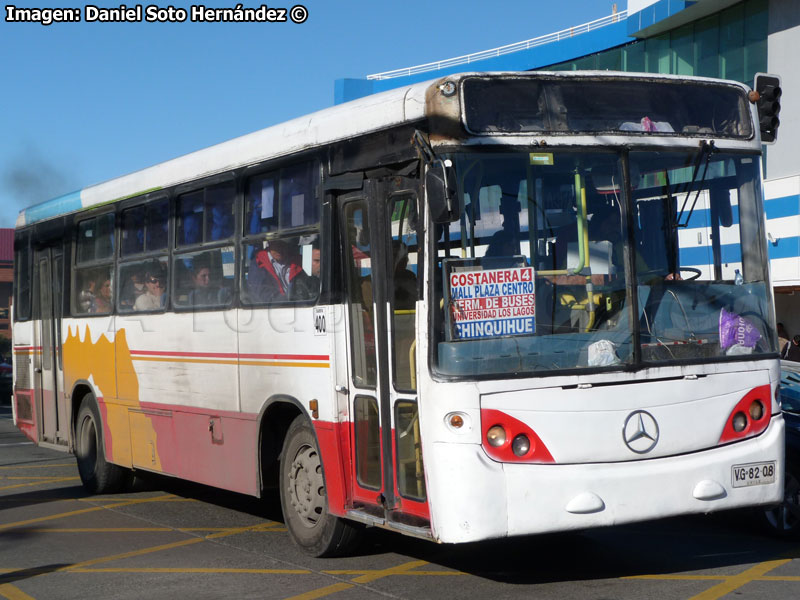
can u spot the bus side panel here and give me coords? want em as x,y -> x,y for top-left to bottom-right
11,321 -> 38,442
238,305 -> 345,506
114,310 -> 244,486
13,389 -> 37,443
169,408 -> 259,496
313,421 -> 350,517
63,319 -> 125,462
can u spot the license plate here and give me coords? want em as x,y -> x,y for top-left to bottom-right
731,461 -> 776,488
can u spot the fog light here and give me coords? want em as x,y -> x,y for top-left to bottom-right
512,434 -> 531,456
749,400 -> 764,420
732,412 -> 748,432
486,425 -> 506,447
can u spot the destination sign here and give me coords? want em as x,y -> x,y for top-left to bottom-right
449,266 -> 535,339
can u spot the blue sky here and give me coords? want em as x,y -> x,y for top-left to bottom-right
0,0 -> 617,228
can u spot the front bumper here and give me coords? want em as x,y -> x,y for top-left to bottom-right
426,415 -> 784,543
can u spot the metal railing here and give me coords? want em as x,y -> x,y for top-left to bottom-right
366,10 -> 628,81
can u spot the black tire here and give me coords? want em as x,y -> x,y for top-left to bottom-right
75,394 -> 126,494
279,415 -> 362,557
760,463 -> 800,539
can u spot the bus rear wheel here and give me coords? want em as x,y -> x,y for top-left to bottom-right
75,394 -> 125,494
279,415 -> 361,557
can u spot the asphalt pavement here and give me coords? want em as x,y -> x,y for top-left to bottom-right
2,405 -> 800,600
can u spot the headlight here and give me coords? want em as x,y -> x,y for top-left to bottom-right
749,400 -> 764,420
732,412 -> 748,432
512,434 -> 531,456
486,425 -> 506,447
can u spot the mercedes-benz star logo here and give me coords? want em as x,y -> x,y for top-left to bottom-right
622,410 -> 660,454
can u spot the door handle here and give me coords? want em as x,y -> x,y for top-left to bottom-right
335,385 -> 349,394
35,367 -> 42,374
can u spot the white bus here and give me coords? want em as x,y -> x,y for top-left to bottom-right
12,71 -> 783,556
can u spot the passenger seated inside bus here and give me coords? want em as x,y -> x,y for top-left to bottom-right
186,255 -> 227,307
246,238 -> 316,303
77,273 -> 97,313
134,262 -> 167,311
120,268 -> 145,309
93,276 -> 113,313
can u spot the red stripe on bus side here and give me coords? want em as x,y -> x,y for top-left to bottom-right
129,350 -> 329,361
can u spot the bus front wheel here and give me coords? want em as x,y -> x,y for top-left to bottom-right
75,394 -> 125,494
279,415 -> 361,557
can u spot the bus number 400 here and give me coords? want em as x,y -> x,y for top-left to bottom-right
314,308 -> 326,335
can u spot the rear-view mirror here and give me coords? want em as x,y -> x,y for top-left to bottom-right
426,159 -> 458,223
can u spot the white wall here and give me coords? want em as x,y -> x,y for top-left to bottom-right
627,0 -> 661,13
766,0 -> 800,180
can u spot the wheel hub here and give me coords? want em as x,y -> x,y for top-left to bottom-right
287,444 -> 325,527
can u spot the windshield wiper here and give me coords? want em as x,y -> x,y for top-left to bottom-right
675,140 -> 715,229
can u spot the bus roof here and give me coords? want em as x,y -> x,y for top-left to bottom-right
16,79 -> 431,228
16,70 -> 753,229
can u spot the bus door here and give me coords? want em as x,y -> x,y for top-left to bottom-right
337,179 -> 427,525
32,246 -> 68,447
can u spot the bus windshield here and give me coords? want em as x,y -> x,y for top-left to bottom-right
433,149 -> 776,378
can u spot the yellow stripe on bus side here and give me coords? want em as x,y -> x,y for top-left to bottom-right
130,356 -> 329,368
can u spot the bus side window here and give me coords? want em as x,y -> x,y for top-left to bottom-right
245,162 -> 319,235
122,198 -> 169,257
173,249 -> 234,309
241,236 -> 319,305
146,199 -> 169,251
178,182 -> 235,247
14,239 -> 31,321
121,206 -> 145,256
73,214 -> 115,316
118,258 -> 169,313
77,214 -> 114,263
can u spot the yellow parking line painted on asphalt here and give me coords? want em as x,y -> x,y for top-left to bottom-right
183,526 -> 287,532
0,494 -> 178,531
0,464 -> 73,470
626,575 -> 726,581
78,497 -> 195,503
63,537 -> 206,570
1,476 -> 79,480
350,560 -> 430,584
59,522 -> 282,571
282,583 -> 355,600
0,583 -> 37,600
283,560 -> 433,600
688,559 -> 791,599
759,575 -> 800,581
29,527 -> 176,533
323,569 -> 463,577
629,558 -> 794,600
0,477 -> 79,491
27,526 -> 286,533
204,522 -> 284,539
69,567 -> 311,574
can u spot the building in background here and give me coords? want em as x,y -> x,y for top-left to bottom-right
336,0 -> 800,334
0,229 -> 12,340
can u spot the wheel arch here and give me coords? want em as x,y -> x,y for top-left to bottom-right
256,394 -> 312,495
69,379 -> 98,447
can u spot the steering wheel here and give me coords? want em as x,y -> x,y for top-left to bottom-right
643,267 -> 702,282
